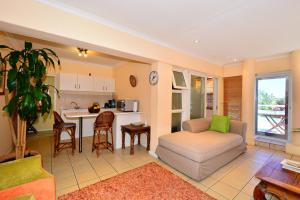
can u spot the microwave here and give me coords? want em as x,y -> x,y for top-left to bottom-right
117,100 -> 139,112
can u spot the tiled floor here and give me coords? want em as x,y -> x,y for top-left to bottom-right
27,132 -> 300,200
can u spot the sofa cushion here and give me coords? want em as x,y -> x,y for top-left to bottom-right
182,118 -> 211,133
0,155 -> 50,190
158,131 -> 243,162
209,115 -> 230,133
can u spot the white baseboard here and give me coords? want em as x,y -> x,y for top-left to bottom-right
148,150 -> 158,158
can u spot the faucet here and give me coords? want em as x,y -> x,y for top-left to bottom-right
70,101 -> 80,109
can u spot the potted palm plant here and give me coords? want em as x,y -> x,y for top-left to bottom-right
0,41 -> 60,159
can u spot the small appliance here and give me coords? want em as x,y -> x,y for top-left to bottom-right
117,99 -> 139,112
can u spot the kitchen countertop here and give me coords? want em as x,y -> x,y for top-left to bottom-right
62,108 -> 142,118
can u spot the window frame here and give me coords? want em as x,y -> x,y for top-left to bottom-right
171,89 -> 183,132
172,69 -> 188,90
254,72 -> 292,142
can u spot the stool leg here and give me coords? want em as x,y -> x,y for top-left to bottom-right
92,129 -> 96,152
71,127 -> 75,155
96,130 -> 101,157
146,131 -> 150,151
53,129 -> 57,157
138,134 -> 141,145
73,127 -> 76,150
106,130 -> 108,150
110,128 -> 114,152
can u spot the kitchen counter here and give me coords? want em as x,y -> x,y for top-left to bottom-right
61,108 -> 146,151
62,108 -> 142,116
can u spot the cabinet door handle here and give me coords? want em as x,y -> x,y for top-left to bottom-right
75,84 -> 77,89
79,84 -> 80,89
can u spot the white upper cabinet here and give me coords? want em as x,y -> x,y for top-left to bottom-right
106,78 -> 115,92
93,76 -> 115,92
58,73 -> 115,93
58,73 -> 78,91
77,74 -> 94,92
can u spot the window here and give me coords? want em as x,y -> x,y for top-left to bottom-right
172,90 -> 183,132
171,68 -> 219,133
172,92 -> 182,110
172,70 -> 188,89
255,73 -> 291,141
171,112 -> 182,133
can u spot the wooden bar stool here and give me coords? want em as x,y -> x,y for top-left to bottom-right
53,111 -> 76,157
92,111 -> 115,157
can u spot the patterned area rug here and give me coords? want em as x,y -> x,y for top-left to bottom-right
59,162 -> 215,200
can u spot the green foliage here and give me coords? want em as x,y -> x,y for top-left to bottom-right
258,90 -> 285,111
258,90 -> 275,105
0,41 -> 60,121
275,97 -> 285,105
258,90 -> 276,110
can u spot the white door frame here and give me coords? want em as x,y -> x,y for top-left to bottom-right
186,71 -> 219,120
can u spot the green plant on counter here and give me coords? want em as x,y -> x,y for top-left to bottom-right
0,41 -> 60,159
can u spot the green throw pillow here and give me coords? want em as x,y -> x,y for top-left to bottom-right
209,115 -> 230,133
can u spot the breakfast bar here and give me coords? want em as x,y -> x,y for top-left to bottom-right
64,112 -> 99,153
63,109 -> 144,153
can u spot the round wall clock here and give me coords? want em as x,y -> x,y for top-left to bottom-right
129,75 -> 137,87
149,71 -> 159,85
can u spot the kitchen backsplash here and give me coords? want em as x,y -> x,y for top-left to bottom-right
57,93 -> 114,110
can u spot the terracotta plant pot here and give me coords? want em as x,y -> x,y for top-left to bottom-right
0,150 -> 40,163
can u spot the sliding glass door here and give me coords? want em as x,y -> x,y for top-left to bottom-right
190,75 -> 218,119
255,74 -> 290,140
190,75 -> 205,119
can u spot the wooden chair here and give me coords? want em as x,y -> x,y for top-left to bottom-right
53,111 -> 76,157
92,111 -> 115,157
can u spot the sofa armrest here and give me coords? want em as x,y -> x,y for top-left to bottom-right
182,118 -> 211,133
229,120 -> 247,143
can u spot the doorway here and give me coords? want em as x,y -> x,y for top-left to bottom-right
33,76 -> 56,132
255,73 -> 290,140
190,75 -> 218,119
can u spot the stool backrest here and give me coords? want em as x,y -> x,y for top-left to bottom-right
94,111 -> 115,128
53,111 -> 64,128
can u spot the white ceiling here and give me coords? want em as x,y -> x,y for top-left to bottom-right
39,0 -> 300,65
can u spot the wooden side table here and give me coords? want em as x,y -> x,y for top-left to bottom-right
121,125 -> 151,155
254,157 -> 300,200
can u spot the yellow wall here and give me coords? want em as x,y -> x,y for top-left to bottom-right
241,59 -> 256,145
223,56 -> 291,76
48,58 -> 114,77
150,62 -> 172,152
223,63 -> 243,77
33,76 -> 55,131
113,62 -> 151,124
0,96 -> 13,156
288,51 -> 300,155
224,54 -> 300,155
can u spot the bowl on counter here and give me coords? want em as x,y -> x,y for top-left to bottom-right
88,103 -> 101,113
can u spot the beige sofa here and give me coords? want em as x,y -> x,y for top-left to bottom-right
156,118 -> 247,181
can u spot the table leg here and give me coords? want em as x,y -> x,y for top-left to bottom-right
146,131 -> 150,151
130,133 -> 135,155
253,182 -> 266,200
138,134 -> 141,145
79,117 -> 83,153
122,130 -> 125,149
